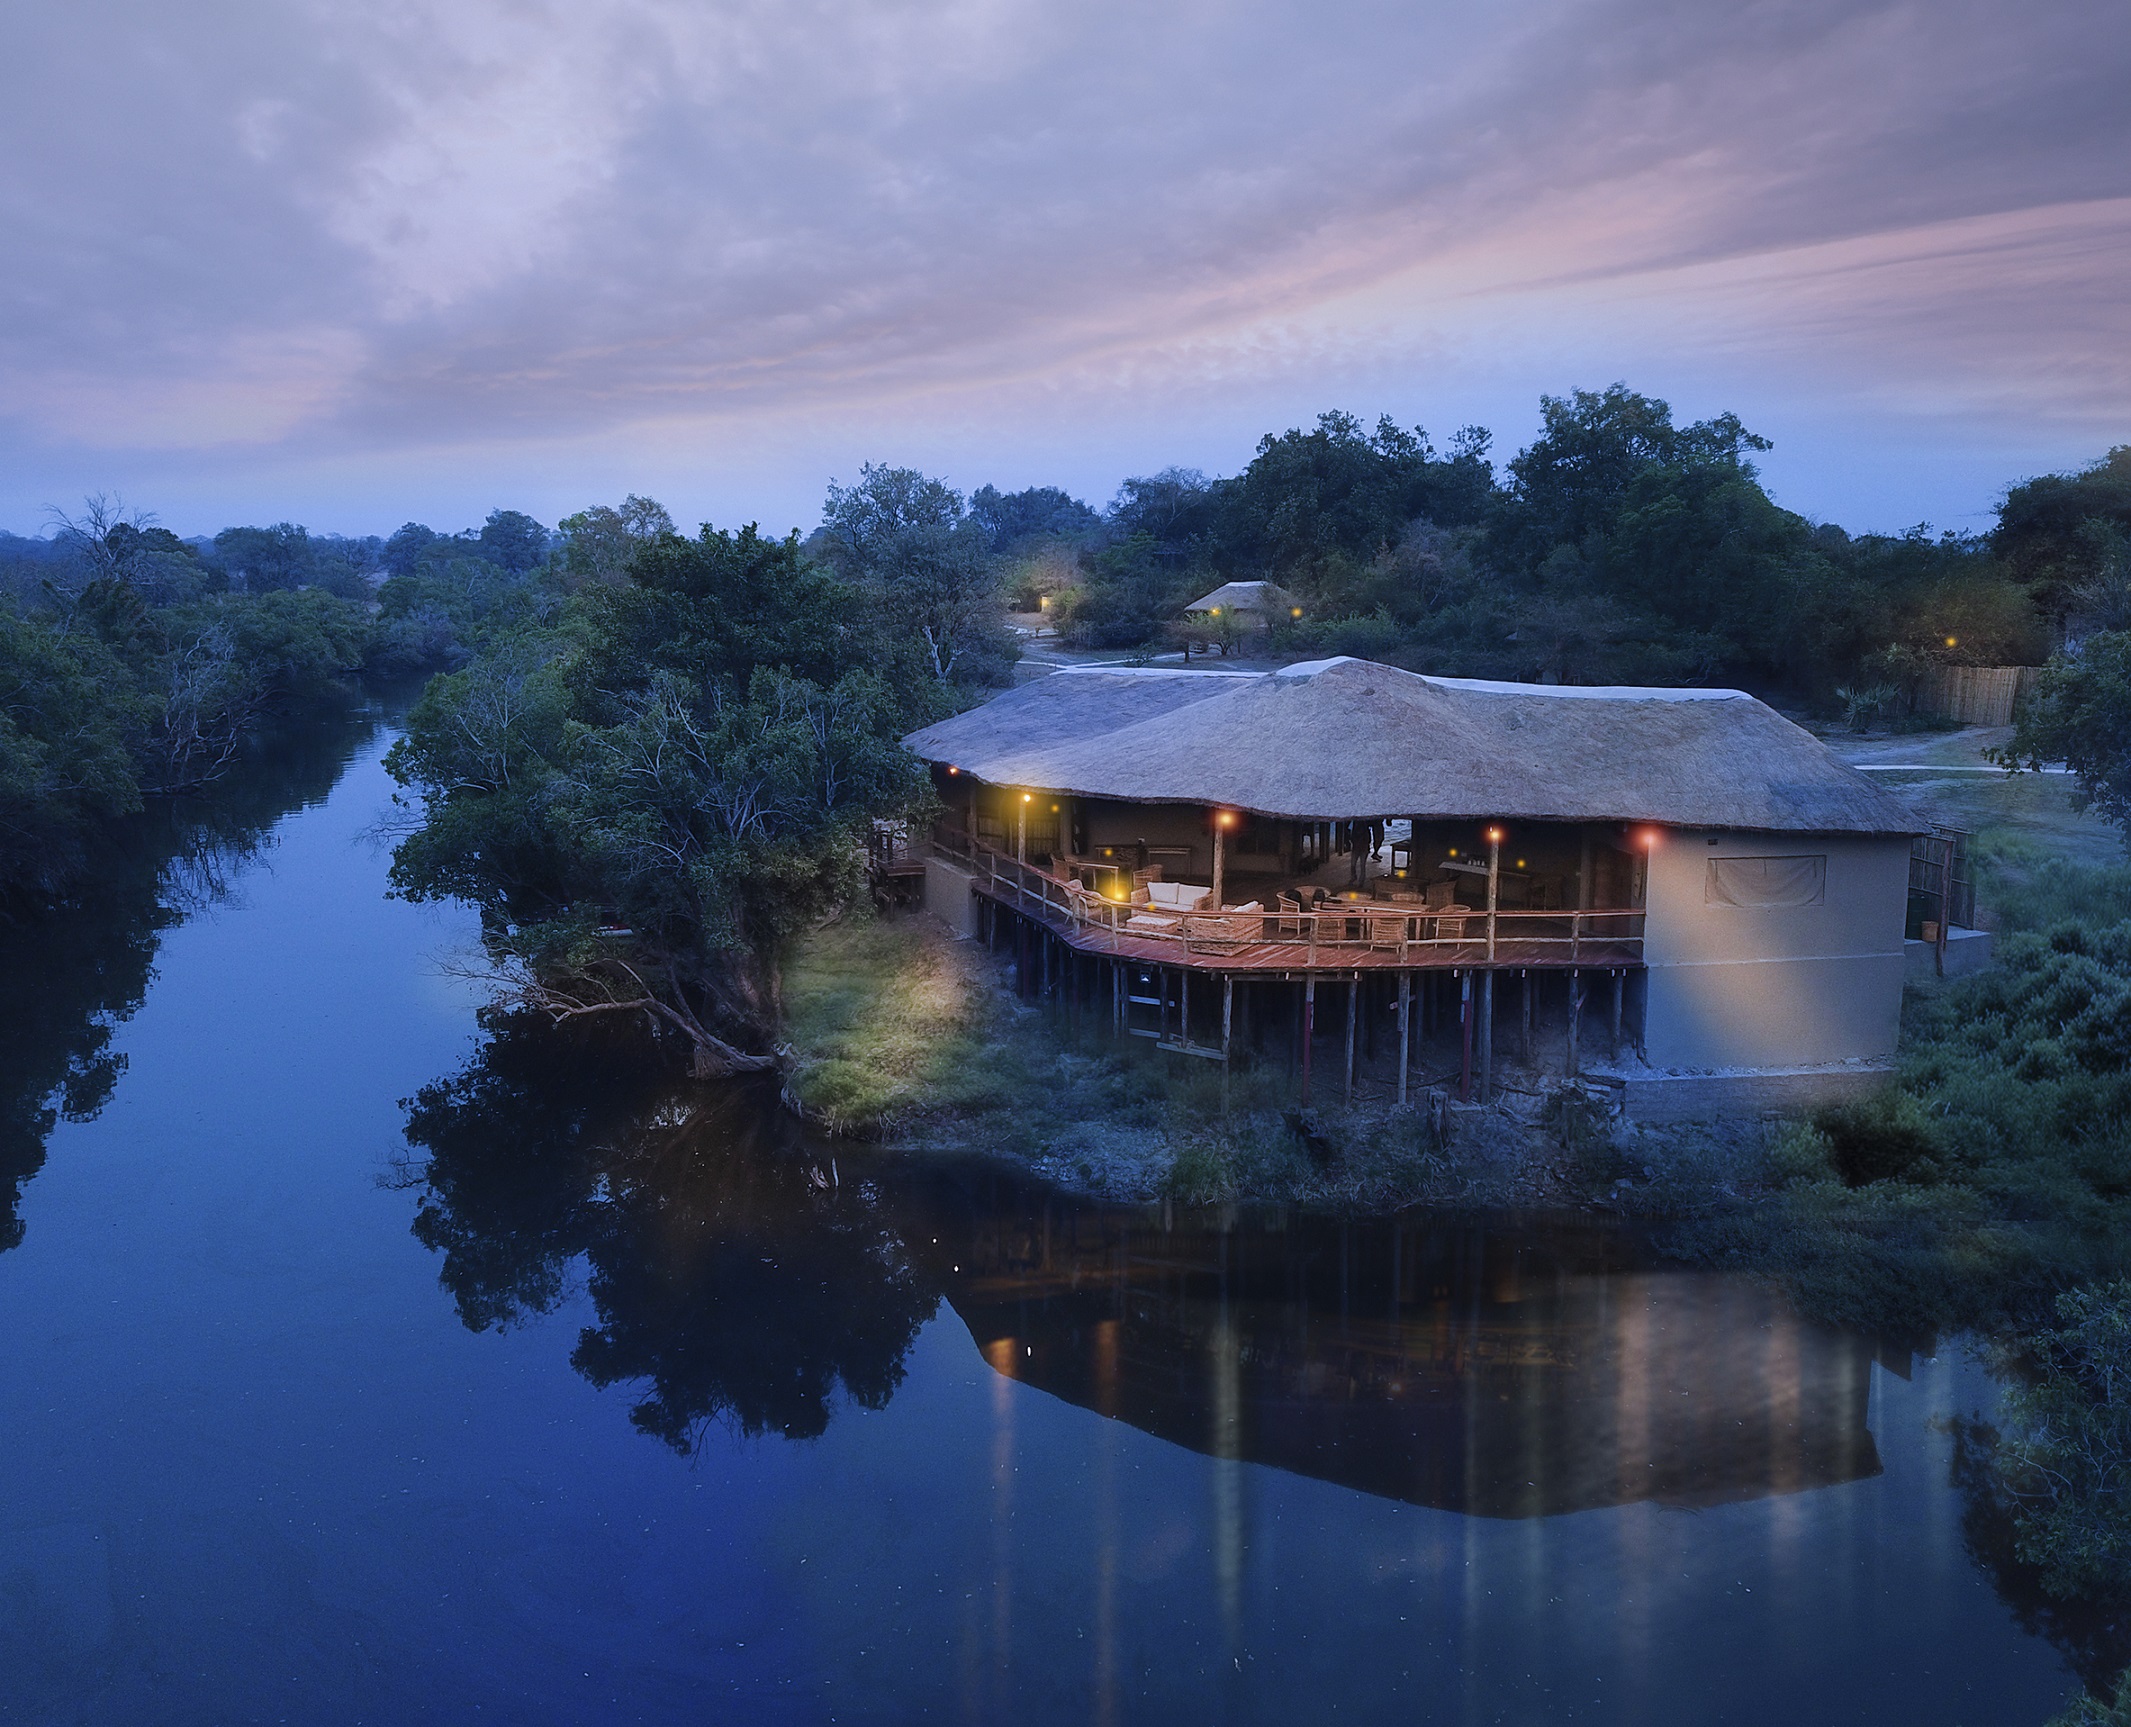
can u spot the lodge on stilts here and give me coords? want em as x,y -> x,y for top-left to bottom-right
901,656 -> 1940,1119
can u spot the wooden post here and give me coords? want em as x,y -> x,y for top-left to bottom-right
1610,970 -> 1623,1054
1211,813 -> 1227,910
1222,976 -> 1234,1111
1343,973 -> 1357,1103
1486,829 -> 1501,963
1567,970 -> 1583,1077
1396,972 -> 1411,1107
1479,971 -> 1494,1102
1302,973 -> 1317,1104
1459,971 -> 1473,1103
1520,970 -> 1533,1062
1017,793 -> 1028,863
1180,967 -> 1190,1047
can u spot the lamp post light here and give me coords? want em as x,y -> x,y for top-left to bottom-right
1018,793 -> 1030,863
1211,809 -> 1235,909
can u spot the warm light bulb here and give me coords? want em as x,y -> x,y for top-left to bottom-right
1945,635 -> 1958,648
1021,793 -> 1031,803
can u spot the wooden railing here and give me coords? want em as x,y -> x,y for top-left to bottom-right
933,827 -> 1643,968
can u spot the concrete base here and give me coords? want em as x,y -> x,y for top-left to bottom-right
1619,1063 -> 1895,1123
923,856 -> 979,940
1905,926 -> 1993,982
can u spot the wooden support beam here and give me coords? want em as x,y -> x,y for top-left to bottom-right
1611,970 -> 1623,1054
1221,976 -> 1235,1113
1302,973 -> 1317,1105
1478,970 -> 1494,1103
1567,969 -> 1583,1077
1459,971 -> 1473,1103
1396,972 -> 1411,1107
1344,973 -> 1358,1103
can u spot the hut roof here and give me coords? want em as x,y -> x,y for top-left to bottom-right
904,657 -> 1921,835
1183,580 -> 1300,615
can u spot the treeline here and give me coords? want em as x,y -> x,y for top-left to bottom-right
1019,389 -> 2129,713
0,497 -> 617,909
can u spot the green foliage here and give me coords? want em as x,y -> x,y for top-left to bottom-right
1999,447 -> 2131,625
1676,855 -> 2131,1334
1053,385 -> 2062,706
2000,632 -> 2131,846
386,519 -> 934,1058
818,465 -> 1015,689
0,608 -> 142,899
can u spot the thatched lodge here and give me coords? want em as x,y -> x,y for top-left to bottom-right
903,656 -> 1958,1118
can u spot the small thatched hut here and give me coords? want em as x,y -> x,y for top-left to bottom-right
904,657 -> 1931,1119
1181,579 -> 1301,631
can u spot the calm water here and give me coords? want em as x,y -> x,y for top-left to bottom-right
0,713 -> 2084,1724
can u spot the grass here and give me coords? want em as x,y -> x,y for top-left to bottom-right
782,910 -> 1610,1208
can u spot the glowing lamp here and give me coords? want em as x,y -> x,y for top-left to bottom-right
1291,606 -> 1303,617
1021,793 -> 1031,803
1485,826 -> 1503,843
1945,635 -> 1958,648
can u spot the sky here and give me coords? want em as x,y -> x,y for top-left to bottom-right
3,0 -> 2127,542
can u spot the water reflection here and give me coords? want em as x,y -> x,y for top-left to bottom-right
911,1173 -> 1890,1517
0,701 -> 378,1252
397,1014 -> 933,1447
402,1015 -> 1897,1520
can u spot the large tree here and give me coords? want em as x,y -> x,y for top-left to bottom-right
820,465 -> 1013,688
386,522 -> 927,1073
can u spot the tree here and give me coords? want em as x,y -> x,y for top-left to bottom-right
1998,633 -> 2131,846
968,483 -> 1099,552
556,495 -> 676,587
477,509 -> 550,575
387,521 -> 929,1072
1998,449 -> 2131,628
820,465 -> 1011,687
211,522 -> 317,592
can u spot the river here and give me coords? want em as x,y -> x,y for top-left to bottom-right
0,709 -> 2086,1724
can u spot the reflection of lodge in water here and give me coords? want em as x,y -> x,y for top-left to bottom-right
918,1178 -> 1893,1518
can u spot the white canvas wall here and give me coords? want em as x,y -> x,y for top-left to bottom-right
1641,831 -> 1910,1071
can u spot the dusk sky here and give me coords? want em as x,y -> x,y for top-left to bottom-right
5,0 -> 2127,540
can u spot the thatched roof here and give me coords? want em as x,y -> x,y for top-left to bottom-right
1184,580 -> 1300,616
904,657 -> 1921,835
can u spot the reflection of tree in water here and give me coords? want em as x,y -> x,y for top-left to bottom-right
0,702 -> 377,1252
1950,1416 -> 2131,1707
399,1013 -> 937,1450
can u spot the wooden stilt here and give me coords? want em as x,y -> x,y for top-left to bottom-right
1567,970 -> 1583,1077
1459,971 -> 1473,1103
1396,972 -> 1411,1107
1521,970 -> 1533,1062
1610,970 -> 1624,1054
1221,976 -> 1234,1111
1343,973 -> 1357,1103
1302,973 -> 1317,1104
1479,970 -> 1494,1102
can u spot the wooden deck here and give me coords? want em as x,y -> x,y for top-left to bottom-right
936,833 -> 1644,974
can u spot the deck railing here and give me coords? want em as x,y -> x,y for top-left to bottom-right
933,827 -> 1643,968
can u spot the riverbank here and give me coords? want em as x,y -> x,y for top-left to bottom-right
782,910 -> 1778,1213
